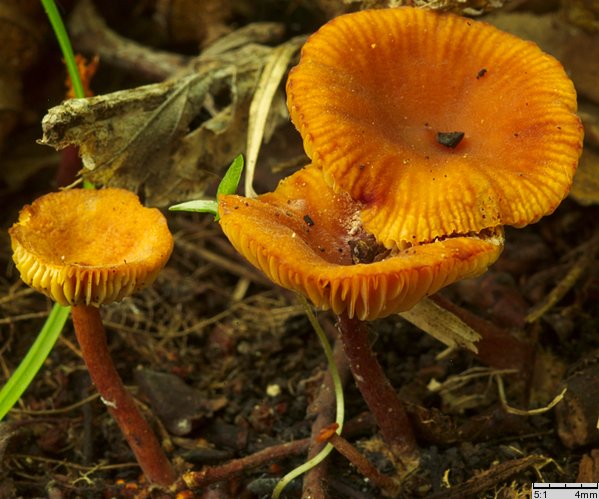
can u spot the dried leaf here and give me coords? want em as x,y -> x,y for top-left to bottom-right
200,23 -> 285,58
399,297 -> 481,352
245,36 -> 304,197
0,0 -> 45,153
556,361 -> 599,448
526,231 -> 599,322
0,0 -> 44,72
0,71 -> 20,149
135,369 -> 227,436
40,43 -> 274,206
562,0 -> 599,32
69,0 -> 189,81
300,0 -> 507,19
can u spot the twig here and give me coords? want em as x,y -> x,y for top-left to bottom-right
69,0 -> 188,81
317,426 -> 399,497
182,438 -> 311,489
426,454 -> 553,499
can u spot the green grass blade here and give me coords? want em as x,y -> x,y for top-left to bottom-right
40,0 -> 85,99
0,0 -> 83,421
0,305 -> 70,420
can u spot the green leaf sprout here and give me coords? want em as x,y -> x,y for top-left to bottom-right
169,154 -> 244,221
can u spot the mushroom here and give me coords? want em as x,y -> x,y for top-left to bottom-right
286,7 -> 584,249
219,166 -> 503,322
219,164 -> 504,463
9,187 -> 176,487
218,7 -> 583,468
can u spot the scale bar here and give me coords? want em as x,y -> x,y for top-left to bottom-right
532,484 -> 599,499
533,484 -> 599,489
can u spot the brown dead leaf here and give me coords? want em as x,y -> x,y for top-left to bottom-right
0,0 -> 45,72
39,41 -> 277,206
0,71 -> 20,151
562,0 -> 599,32
299,0 -> 508,19
556,355 -> 599,448
580,102 -> 599,149
135,368 -> 227,436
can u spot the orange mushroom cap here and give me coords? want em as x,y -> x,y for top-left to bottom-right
10,188 -> 173,306
287,7 -> 583,248
219,166 -> 503,321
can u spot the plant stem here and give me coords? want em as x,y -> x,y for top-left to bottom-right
183,438 -> 311,489
71,305 -> 176,488
325,432 -> 399,496
272,296 -> 346,498
337,313 -> 418,467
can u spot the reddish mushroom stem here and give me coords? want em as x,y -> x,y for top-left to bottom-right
337,313 -> 418,467
71,304 -> 176,488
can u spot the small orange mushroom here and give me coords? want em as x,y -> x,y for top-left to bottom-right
219,165 -> 503,321
286,7 -> 584,249
11,188 -> 172,307
10,188 -> 176,487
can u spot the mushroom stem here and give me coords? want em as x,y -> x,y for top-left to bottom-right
337,313 -> 418,468
71,304 -> 176,488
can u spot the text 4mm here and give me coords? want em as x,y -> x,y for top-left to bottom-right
532,484 -> 599,499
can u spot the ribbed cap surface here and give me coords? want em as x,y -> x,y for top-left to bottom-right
10,188 -> 173,306
287,7 -> 583,248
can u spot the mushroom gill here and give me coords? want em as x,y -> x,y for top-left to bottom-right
219,166 -> 503,320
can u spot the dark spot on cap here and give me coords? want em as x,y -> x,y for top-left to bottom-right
437,131 -> 465,149
303,215 -> 315,227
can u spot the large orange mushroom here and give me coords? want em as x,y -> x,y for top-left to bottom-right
10,188 -> 176,487
286,7 -> 583,249
216,7 -> 583,470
